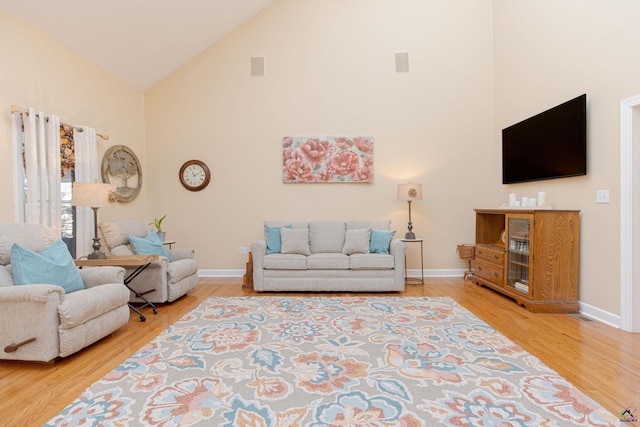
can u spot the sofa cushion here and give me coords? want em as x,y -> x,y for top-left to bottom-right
263,254 -> 307,270
99,219 -> 148,249
265,224 -> 292,254
341,229 -> 371,255
11,239 -> 85,293
280,228 -> 311,256
370,229 -> 397,254
349,253 -> 395,269
307,253 -> 350,269
0,265 -> 14,286
309,221 -> 346,253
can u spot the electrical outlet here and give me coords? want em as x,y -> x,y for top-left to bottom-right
596,190 -> 609,204
239,246 -> 247,255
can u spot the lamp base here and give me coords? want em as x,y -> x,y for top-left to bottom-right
404,231 -> 416,240
87,236 -> 106,259
87,251 -> 107,260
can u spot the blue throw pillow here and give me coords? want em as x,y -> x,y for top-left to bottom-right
129,231 -> 173,261
11,239 -> 85,293
369,229 -> 396,254
265,224 -> 292,254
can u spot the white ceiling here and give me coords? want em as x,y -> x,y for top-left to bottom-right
0,0 -> 276,91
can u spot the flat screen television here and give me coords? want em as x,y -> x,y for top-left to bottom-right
502,94 -> 587,184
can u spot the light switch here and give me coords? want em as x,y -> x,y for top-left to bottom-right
596,190 -> 609,204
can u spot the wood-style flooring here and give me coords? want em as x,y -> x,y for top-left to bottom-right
1,277 -> 638,426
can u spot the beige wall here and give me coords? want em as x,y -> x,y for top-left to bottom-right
0,7 -> 147,224
3,0 -> 636,318
493,0 -> 640,315
145,0 -> 495,275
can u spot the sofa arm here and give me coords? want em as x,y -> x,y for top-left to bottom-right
79,266 -> 125,288
390,239 -> 407,287
169,248 -> 195,261
250,240 -> 267,291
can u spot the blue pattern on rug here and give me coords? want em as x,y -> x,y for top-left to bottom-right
45,297 -> 617,426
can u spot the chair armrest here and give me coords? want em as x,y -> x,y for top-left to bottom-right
0,284 -> 65,304
169,248 -> 195,261
79,266 -> 125,288
0,285 -> 64,361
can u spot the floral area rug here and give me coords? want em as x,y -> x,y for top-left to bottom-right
46,297 -> 617,426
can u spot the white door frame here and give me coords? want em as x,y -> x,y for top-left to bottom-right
620,93 -> 640,332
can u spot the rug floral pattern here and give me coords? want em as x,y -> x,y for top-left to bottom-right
46,297 -> 617,426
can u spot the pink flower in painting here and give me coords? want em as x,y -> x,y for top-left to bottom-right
334,137 -> 353,150
351,166 -> 373,182
363,155 -> 374,168
282,137 -> 293,148
330,151 -> 360,176
285,159 -> 315,182
300,139 -> 331,165
315,168 -> 334,183
283,148 -> 302,164
354,137 -> 374,154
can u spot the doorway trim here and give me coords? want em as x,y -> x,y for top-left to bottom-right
620,93 -> 640,332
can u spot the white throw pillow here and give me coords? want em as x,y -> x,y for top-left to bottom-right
342,228 -> 371,255
280,228 -> 311,256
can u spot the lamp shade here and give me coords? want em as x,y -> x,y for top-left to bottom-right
397,183 -> 423,201
71,182 -> 117,208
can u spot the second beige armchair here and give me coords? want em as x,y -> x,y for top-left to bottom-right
98,218 -> 199,303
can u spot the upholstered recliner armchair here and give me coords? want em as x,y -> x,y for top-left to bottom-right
0,223 -> 130,362
98,218 -> 198,303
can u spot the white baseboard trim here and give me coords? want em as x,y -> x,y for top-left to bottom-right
407,268 -> 467,278
198,269 -> 245,277
578,301 -> 620,329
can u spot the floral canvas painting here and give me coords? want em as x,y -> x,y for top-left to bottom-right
283,136 -> 374,183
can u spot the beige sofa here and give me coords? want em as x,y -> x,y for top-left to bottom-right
251,221 -> 406,292
98,218 -> 199,303
0,223 -> 130,362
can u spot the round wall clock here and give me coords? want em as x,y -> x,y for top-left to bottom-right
101,145 -> 142,203
179,160 -> 211,191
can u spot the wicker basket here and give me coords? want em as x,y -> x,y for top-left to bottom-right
456,244 -> 475,260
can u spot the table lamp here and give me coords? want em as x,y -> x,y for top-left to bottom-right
397,182 -> 423,239
72,182 -> 117,259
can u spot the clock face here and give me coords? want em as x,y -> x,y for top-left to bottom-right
179,160 -> 210,191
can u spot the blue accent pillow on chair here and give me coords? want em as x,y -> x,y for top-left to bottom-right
129,231 -> 173,261
265,224 -> 292,254
369,229 -> 396,254
10,239 -> 85,293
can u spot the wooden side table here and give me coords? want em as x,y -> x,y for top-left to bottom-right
401,238 -> 424,285
75,254 -> 159,321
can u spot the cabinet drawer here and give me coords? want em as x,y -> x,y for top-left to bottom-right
476,245 -> 505,265
475,260 -> 504,285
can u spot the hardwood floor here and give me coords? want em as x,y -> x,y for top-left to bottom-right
1,277 -> 638,426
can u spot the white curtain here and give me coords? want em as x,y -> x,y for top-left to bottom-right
73,126 -> 99,257
21,107 -> 62,234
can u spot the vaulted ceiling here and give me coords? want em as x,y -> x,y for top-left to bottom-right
0,0 -> 276,91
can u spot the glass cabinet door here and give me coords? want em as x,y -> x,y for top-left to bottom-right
506,215 -> 531,294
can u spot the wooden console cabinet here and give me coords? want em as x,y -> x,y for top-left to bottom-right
473,208 -> 580,313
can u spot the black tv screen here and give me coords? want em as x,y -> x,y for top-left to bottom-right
502,94 -> 587,184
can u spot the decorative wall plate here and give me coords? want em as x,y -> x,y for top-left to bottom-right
101,145 -> 142,203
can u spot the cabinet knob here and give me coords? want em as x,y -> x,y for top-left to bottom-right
494,254 -> 499,260
477,266 -> 483,271
494,272 -> 499,278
